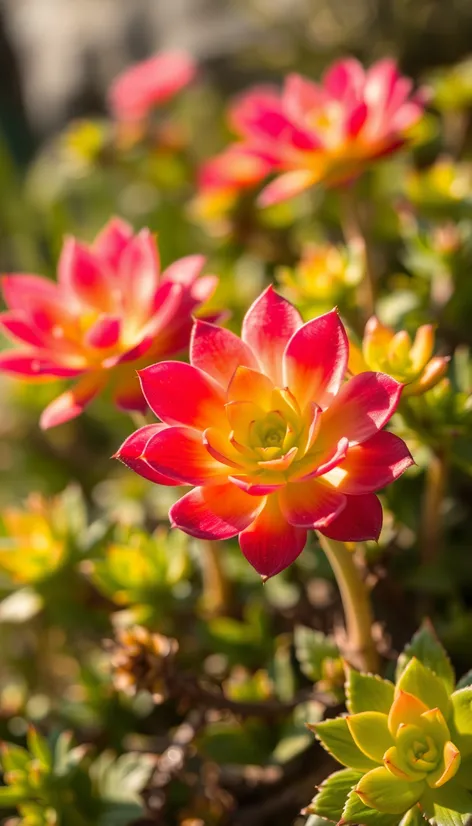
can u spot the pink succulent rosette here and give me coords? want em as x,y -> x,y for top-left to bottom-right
108,50 -> 196,124
200,58 -> 424,207
0,218 -> 217,429
116,287 -> 413,579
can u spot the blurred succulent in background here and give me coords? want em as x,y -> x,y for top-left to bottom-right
277,242 -> 363,315
108,51 -> 197,127
405,158 -> 472,219
109,625 -> 178,703
427,57 -> 472,113
306,623 -> 472,824
0,218 -> 218,428
89,527 -> 191,624
348,317 -> 449,396
203,57 -> 425,208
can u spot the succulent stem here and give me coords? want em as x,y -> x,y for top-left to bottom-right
317,534 -> 379,673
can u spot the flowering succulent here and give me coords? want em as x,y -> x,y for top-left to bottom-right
116,286 -> 413,579
0,218 -> 217,428
348,317 -> 449,397
201,57 -> 424,207
307,623 -> 472,825
108,50 -> 196,124
277,243 -> 363,313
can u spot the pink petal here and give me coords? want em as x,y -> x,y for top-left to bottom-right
321,372 -> 403,446
113,369 -> 148,414
258,170 -> 317,207
2,274 -> 61,313
283,73 -> 327,120
114,423 -> 180,486
346,101 -> 368,137
279,478 -> 346,528
325,430 -> 413,494
283,309 -> 348,410
190,320 -> 258,387
58,238 -> 113,311
160,254 -> 205,289
108,50 -> 196,123
170,482 -> 263,540
229,85 -> 282,136
138,361 -> 227,430
323,58 -> 365,101
320,493 -> 383,542
239,494 -> 307,578
190,274 -> 219,306
39,373 -> 106,429
119,229 -> 160,318
294,436 -> 349,482
242,286 -> 302,385
0,351 -> 84,378
143,425 -> 228,485
93,217 -> 134,271
0,312 -> 47,347
85,315 -> 121,349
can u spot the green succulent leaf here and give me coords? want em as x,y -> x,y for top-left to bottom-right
312,717 -> 378,771
355,767 -> 425,814
450,688 -> 472,757
347,712 -> 393,762
346,669 -> 395,715
305,816 -> 335,826
294,626 -> 340,683
26,728 -> 52,770
396,622 -> 455,693
342,789 -> 404,826
399,806 -> 427,826
419,782 -> 472,826
0,786 -> 27,806
456,670 -> 472,690
0,744 -> 30,773
306,768 -> 362,820
397,658 -> 451,720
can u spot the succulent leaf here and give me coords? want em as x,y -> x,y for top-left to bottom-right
312,717 -> 378,771
342,788 -> 405,826
306,768 -> 362,820
346,712 -> 393,762
396,622 -> 455,693
397,659 -> 451,720
450,688 -> 472,757
346,669 -> 395,715
355,767 -> 425,814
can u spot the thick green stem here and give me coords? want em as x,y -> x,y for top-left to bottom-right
317,534 -> 379,673
339,187 -> 376,320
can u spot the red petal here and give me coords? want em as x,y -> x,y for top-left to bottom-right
284,309 -> 348,410
190,320 -> 258,387
326,431 -> 413,494
115,424 -> 180,486
138,361 -> 226,430
170,483 -> 263,540
0,352 -> 84,377
2,274 -> 61,314
346,102 -> 368,137
227,366 -> 274,407
85,315 -> 121,349
258,170 -> 317,208
58,238 -> 113,311
279,478 -> 346,528
93,217 -> 133,271
39,373 -> 106,429
0,312 -> 48,347
239,494 -> 307,578
321,372 -> 403,446
283,74 -> 326,120
320,493 -> 383,542
229,475 -> 285,496
242,286 -> 302,384
144,425 -> 228,485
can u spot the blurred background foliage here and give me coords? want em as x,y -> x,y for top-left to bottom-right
1,1 -> 472,824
